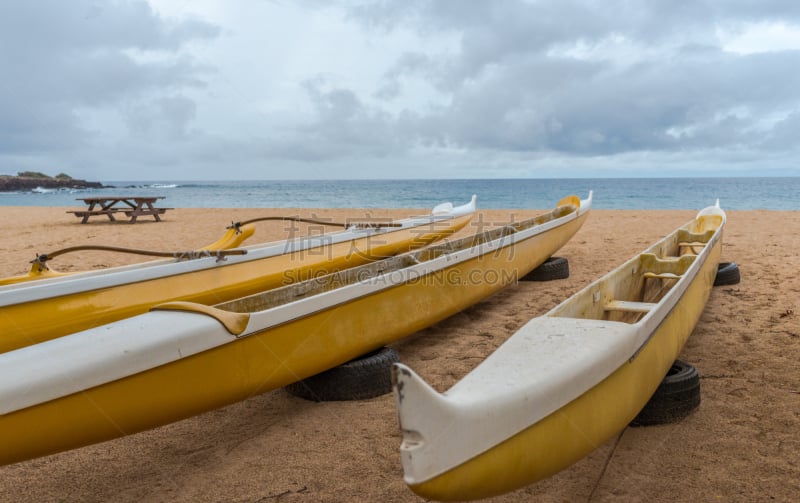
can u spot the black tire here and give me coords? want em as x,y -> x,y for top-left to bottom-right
520,256 -> 569,282
714,262 -> 741,286
631,360 -> 701,426
284,347 -> 400,402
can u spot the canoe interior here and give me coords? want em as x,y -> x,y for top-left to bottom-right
215,200 -> 580,315
548,212 -> 723,324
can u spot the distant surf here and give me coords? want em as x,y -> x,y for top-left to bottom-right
1,177 -> 797,210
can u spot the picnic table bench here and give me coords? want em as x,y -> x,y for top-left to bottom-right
67,196 -> 172,224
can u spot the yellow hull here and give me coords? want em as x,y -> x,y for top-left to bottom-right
409,237 -> 720,500
0,214 -> 472,353
0,198 -> 589,466
396,201 -> 724,501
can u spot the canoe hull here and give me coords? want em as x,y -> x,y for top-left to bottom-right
394,202 -> 725,500
0,199 -> 589,466
407,235 -> 721,500
0,212 -> 473,353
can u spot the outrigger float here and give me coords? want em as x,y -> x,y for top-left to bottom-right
0,197 -> 476,353
393,200 -> 725,501
0,193 -> 590,466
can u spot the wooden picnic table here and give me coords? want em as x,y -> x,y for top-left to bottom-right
67,196 -> 172,224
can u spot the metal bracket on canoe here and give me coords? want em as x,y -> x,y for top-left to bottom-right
228,221 -> 244,234
172,249 -> 248,263
30,253 -> 50,272
349,222 -> 403,229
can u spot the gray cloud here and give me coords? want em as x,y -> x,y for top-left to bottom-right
312,0 -> 800,162
1,0 -> 799,180
0,0 -> 217,167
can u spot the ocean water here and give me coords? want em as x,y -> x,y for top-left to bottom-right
0,178 -> 798,211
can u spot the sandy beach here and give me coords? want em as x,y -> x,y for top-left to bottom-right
0,205 -> 798,502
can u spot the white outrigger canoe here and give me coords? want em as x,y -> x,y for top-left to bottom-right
0,193 -> 590,466
393,200 -> 725,501
0,197 -> 476,353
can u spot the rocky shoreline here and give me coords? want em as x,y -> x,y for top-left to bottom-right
0,174 -> 106,192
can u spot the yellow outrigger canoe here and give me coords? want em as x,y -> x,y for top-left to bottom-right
0,197 -> 475,353
0,193 -> 590,466
393,200 -> 725,501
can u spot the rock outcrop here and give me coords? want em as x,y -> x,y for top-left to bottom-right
0,173 -> 106,192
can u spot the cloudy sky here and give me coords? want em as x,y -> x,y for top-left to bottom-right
1,1 -> 799,181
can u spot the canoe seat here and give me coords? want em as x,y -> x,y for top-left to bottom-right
643,272 -> 682,281
677,229 -> 714,245
678,241 -> 707,248
604,300 -> 657,314
676,229 -> 714,254
639,253 -> 695,278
